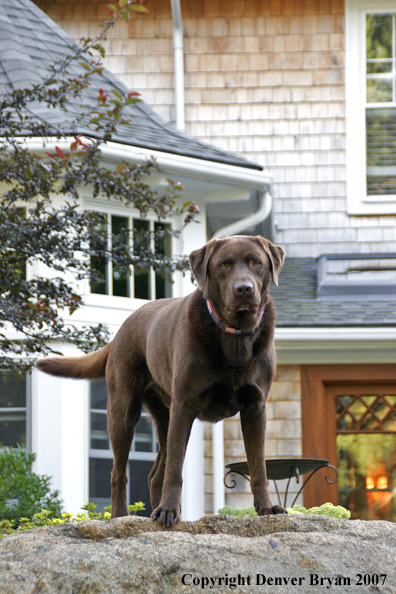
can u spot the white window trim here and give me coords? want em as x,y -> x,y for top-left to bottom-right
346,0 -> 396,214
82,197 -> 182,309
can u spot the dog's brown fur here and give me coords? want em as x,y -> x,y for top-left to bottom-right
36,235 -> 286,526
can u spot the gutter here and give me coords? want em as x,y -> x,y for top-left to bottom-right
170,0 -> 185,131
24,139 -> 273,188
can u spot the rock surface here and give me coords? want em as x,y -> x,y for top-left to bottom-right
0,514 -> 395,593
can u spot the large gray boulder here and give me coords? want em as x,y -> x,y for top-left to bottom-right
0,514 -> 395,593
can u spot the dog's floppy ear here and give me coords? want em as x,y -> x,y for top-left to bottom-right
256,237 -> 285,286
189,239 -> 219,290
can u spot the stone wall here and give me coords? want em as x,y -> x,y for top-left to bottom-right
204,365 -> 302,514
36,0 -> 396,258
2,514 -> 396,594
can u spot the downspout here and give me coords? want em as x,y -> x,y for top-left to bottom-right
211,189 -> 273,515
212,190 -> 273,239
170,0 -> 185,131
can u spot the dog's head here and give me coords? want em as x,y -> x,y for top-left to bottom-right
189,235 -> 285,332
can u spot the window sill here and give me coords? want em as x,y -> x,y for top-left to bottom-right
83,292 -> 152,312
347,196 -> 396,215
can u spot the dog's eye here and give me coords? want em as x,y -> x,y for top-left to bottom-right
219,262 -> 229,269
252,261 -> 261,267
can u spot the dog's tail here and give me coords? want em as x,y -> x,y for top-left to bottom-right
35,343 -> 111,379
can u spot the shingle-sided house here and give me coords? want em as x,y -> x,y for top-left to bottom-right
2,0 -> 396,522
0,0 -> 276,520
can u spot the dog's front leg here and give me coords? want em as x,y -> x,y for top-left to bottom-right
151,402 -> 195,527
240,401 -> 287,515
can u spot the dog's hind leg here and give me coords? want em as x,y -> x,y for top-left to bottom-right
106,360 -> 147,519
143,391 -> 170,510
107,399 -> 140,518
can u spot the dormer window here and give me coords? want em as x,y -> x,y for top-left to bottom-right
317,254 -> 396,299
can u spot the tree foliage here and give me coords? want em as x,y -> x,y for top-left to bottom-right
0,1 -> 198,373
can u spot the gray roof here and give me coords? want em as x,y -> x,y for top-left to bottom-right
0,0 -> 261,170
271,259 -> 396,327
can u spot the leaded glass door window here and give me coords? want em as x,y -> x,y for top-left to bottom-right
328,384 -> 396,521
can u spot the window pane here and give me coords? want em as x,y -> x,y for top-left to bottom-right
89,457 -> 112,499
0,372 -> 26,408
337,433 -> 396,521
112,216 -> 130,297
366,14 -> 392,60
90,213 -> 108,295
367,62 -> 392,75
91,380 -> 107,410
0,413 -> 26,448
133,415 -> 153,453
0,372 -> 26,448
129,460 -> 153,517
383,412 -> 396,431
366,108 -> 396,195
155,223 -> 172,299
14,208 -> 27,281
337,412 -> 356,431
367,78 -> 392,103
360,412 -> 381,431
133,219 -> 151,300
90,412 -> 109,450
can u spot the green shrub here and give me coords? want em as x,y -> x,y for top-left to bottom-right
0,445 -> 63,526
290,502 -> 351,519
0,501 -> 145,538
218,502 -> 351,519
218,505 -> 258,518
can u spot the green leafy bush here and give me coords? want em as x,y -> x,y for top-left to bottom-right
287,502 -> 351,518
0,446 -> 62,526
0,501 -> 145,538
218,502 -> 351,519
218,505 -> 258,518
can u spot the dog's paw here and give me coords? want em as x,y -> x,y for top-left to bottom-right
151,505 -> 181,527
257,504 -> 288,516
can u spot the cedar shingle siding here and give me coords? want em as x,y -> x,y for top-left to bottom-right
38,0 -> 396,257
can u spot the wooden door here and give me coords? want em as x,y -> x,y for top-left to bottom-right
301,365 -> 396,514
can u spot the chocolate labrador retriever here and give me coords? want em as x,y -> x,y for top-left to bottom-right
36,235 -> 286,526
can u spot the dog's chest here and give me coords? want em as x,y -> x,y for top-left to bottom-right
197,381 -> 260,423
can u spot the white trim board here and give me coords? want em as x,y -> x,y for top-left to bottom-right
275,326 -> 396,364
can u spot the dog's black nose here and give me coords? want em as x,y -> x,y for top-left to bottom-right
234,281 -> 254,296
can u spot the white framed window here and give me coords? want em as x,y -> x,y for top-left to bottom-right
89,208 -> 173,301
88,379 -> 157,515
346,0 -> 396,214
